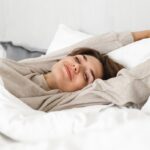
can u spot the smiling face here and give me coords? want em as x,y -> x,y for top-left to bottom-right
46,54 -> 103,92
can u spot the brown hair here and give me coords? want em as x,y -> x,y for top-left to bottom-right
68,47 -> 124,80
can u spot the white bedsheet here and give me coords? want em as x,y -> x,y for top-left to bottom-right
0,78 -> 150,150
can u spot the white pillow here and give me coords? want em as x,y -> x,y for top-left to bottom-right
46,24 -> 93,55
108,38 -> 150,68
46,25 -> 150,69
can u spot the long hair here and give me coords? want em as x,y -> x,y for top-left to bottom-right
68,47 -> 124,80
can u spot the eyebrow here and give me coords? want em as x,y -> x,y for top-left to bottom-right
82,55 -> 95,80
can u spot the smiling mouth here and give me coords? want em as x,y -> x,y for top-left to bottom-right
64,64 -> 72,80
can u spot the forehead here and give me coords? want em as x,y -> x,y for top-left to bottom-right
84,54 -> 101,65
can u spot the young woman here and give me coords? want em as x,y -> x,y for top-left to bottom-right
0,30 -> 149,112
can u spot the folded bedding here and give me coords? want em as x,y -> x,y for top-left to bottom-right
0,41 -> 45,60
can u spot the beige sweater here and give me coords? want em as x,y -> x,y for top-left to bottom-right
0,32 -> 149,112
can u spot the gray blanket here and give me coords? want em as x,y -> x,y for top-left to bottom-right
0,41 -> 45,61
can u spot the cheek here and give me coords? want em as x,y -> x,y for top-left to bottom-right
71,75 -> 87,90
60,75 -> 86,92
52,63 -> 66,81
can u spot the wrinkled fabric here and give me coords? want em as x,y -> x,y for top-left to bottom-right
2,32 -> 148,112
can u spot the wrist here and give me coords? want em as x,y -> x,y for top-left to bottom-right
132,30 -> 150,41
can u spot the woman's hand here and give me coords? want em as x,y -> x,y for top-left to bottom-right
148,31 -> 150,38
132,30 -> 150,41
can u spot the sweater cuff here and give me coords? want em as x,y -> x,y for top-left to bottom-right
117,31 -> 134,46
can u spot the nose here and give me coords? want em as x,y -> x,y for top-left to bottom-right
72,63 -> 80,74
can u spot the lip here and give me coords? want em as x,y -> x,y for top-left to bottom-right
64,64 -> 72,80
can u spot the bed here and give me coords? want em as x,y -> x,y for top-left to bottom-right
0,32 -> 150,149
0,0 -> 150,149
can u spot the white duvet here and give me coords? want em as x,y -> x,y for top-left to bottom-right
1,40 -> 150,150
0,78 -> 150,150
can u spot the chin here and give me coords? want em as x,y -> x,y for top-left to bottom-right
58,86 -> 73,92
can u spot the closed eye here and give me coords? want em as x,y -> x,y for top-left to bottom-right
85,71 -> 94,84
74,56 -> 81,64
82,55 -> 95,81
84,73 -> 88,82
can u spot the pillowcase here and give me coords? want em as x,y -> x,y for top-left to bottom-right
108,38 -> 150,68
46,24 -> 93,55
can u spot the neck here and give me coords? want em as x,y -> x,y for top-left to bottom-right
44,72 -> 57,90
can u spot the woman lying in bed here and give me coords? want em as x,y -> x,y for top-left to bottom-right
0,30 -> 150,112
44,47 -> 123,92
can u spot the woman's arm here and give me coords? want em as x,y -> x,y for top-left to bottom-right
132,30 -> 150,41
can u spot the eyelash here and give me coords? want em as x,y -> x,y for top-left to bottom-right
84,73 -> 88,82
